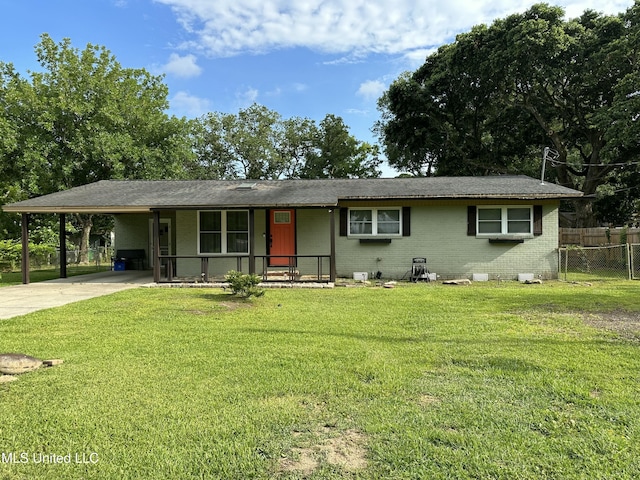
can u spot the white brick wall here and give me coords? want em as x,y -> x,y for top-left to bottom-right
335,202 -> 559,280
116,202 -> 561,280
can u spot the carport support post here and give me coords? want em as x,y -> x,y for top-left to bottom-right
21,213 -> 30,284
330,209 -> 336,282
59,214 -> 67,278
153,211 -> 160,283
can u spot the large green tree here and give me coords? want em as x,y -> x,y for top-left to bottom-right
193,105 -> 381,180
192,105 -> 289,180
378,2 -> 640,226
0,34 -> 193,258
0,63 -> 23,238
302,114 -> 381,179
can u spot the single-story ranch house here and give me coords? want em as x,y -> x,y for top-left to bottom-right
2,176 -> 582,284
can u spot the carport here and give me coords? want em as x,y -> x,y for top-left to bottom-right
4,207 -> 157,285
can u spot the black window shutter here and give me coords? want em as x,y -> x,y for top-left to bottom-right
533,205 -> 543,236
467,206 -> 477,236
402,207 -> 411,236
339,208 -> 348,236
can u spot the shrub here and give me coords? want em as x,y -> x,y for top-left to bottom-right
224,270 -> 265,298
0,240 -> 22,269
0,240 -> 57,270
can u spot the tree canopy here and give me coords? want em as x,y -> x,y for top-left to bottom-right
302,114 -> 381,179
0,34 -> 194,254
1,34 -> 193,194
192,105 -> 381,180
378,2 -> 640,226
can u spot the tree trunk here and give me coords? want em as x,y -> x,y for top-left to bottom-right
573,199 -> 597,228
75,214 -> 93,264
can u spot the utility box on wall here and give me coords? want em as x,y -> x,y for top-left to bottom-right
353,272 -> 368,281
472,273 -> 489,282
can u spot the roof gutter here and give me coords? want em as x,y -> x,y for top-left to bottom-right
339,194 -> 583,201
0,206 -> 153,214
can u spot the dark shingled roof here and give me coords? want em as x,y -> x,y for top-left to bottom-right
2,176 -> 582,214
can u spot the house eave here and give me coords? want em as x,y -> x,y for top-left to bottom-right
150,203 -> 339,211
1,206 -> 153,214
339,193 -> 582,202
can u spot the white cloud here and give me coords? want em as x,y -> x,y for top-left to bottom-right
402,49 -> 437,70
154,0 -> 634,58
345,108 -> 369,115
235,87 -> 259,107
266,87 -> 282,97
266,83 -> 308,97
162,53 -> 202,78
357,80 -> 386,102
322,53 -> 366,66
170,91 -> 211,117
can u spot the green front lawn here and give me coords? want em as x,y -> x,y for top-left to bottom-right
1,281 -> 639,479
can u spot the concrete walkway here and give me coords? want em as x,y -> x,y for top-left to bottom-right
0,271 -> 153,320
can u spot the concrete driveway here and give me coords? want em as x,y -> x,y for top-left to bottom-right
0,271 -> 153,320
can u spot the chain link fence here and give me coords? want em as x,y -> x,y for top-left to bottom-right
632,244 -> 640,280
0,247 -> 114,272
559,245 -> 632,281
51,247 -> 114,267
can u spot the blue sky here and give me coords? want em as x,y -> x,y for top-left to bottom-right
1,0 -> 634,176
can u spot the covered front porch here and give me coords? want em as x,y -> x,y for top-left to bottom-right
149,208 -> 337,283
16,207 -> 337,285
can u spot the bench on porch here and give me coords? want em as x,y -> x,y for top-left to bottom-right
113,249 -> 146,270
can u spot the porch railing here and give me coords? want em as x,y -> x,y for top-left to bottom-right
157,254 -> 333,283
256,255 -> 332,282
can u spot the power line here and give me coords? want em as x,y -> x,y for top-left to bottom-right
582,184 -> 640,198
549,159 -> 640,168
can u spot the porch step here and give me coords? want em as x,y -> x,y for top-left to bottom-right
264,269 -> 299,279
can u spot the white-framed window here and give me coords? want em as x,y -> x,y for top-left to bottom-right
477,206 -> 532,235
348,208 -> 402,236
198,210 -> 249,254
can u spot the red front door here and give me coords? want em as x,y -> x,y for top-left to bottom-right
269,209 -> 296,266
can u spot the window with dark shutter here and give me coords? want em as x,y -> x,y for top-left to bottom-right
339,208 -> 348,236
402,207 -> 411,236
473,205 -> 536,237
533,205 -> 543,236
342,207 -> 404,237
467,206 -> 477,236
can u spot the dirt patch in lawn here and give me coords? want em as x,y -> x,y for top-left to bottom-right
181,301 -> 251,315
217,301 -> 250,311
278,425 -> 368,476
519,307 -> 640,341
418,394 -> 442,406
583,310 -> 640,341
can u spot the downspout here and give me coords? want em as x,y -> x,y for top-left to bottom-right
249,209 -> 255,275
21,213 -> 30,284
59,214 -> 67,279
153,211 -> 160,283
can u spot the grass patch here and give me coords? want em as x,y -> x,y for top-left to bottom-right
1,281 -> 639,478
0,265 -> 111,286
